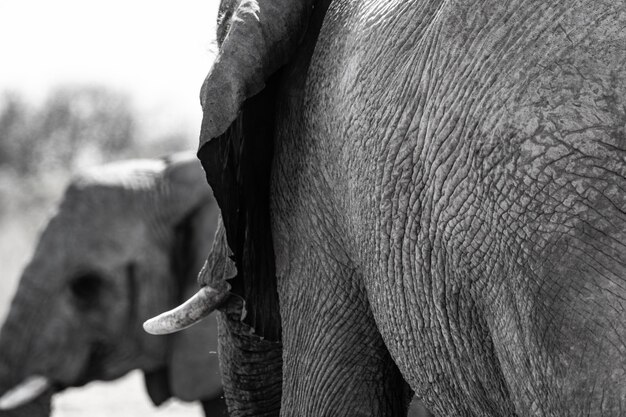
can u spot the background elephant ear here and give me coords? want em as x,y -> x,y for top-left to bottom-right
142,154 -> 223,403
159,152 -> 215,226
168,194 -> 223,402
199,0 -> 314,145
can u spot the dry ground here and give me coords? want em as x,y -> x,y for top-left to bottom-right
52,371 -> 202,416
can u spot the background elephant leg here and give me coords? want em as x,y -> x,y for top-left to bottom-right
279,251 -> 412,416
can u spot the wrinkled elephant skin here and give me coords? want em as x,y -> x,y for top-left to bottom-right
195,0 -> 626,416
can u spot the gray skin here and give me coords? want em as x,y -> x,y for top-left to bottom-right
195,0 -> 626,416
0,153 -> 226,416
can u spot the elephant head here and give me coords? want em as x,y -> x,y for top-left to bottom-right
0,153 -> 226,416
144,1 -> 331,415
150,0 -> 626,416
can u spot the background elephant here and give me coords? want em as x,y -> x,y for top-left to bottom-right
151,0 -> 626,416
0,153 -> 226,416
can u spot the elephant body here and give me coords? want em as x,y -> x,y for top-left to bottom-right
189,0 -> 626,416
273,2 -> 626,415
0,153 -> 226,416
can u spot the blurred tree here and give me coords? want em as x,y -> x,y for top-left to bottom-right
0,85 -> 137,175
0,92 -> 32,170
0,84 -> 191,219
37,85 -> 137,170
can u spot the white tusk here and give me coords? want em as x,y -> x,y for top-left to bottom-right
0,375 -> 50,410
143,283 -> 231,335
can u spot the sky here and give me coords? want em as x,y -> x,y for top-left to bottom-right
0,0 -> 218,140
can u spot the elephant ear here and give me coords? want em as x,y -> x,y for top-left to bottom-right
144,153 -> 223,404
157,152 -> 215,225
197,0 -> 318,342
198,0 -> 314,144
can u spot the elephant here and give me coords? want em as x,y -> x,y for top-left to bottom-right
146,0 -> 626,416
0,153 -> 227,416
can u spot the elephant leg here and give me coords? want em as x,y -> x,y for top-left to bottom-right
278,246 -> 412,416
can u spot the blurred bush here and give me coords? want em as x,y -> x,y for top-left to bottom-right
0,86 -> 136,175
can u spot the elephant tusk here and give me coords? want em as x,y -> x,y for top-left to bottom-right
0,375 -> 50,410
143,282 -> 231,335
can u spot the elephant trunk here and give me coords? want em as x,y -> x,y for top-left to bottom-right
0,279 -> 54,416
0,331 -> 53,417
217,303 -> 282,417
